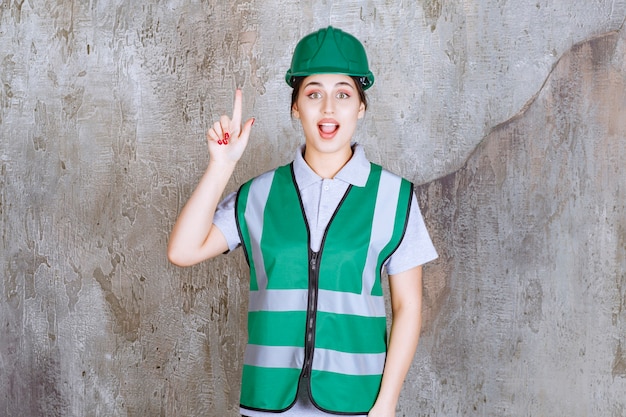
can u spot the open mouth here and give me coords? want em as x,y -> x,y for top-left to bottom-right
318,122 -> 339,137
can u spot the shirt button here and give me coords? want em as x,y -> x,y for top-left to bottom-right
324,185 -> 329,191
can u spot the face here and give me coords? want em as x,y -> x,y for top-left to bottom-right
292,74 -> 366,159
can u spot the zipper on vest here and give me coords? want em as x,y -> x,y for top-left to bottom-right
302,249 -> 320,380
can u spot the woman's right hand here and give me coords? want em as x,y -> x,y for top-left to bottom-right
206,88 -> 255,164
167,89 -> 255,267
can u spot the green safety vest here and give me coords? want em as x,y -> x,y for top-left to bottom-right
235,162 -> 413,414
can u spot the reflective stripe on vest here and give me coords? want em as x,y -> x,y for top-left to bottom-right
235,162 -> 412,414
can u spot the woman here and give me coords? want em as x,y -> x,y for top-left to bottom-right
168,26 -> 438,417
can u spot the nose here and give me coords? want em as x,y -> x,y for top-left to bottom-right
323,95 -> 334,114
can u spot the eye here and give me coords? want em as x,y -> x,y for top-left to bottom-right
307,91 -> 322,99
336,91 -> 351,99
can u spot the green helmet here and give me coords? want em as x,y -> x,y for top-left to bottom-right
285,26 -> 375,90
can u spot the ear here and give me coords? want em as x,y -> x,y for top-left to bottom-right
292,103 -> 300,119
357,101 -> 365,119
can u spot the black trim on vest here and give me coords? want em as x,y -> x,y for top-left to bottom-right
234,182 -> 251,266
378,182 -> 414,276
288,163 -> 356,415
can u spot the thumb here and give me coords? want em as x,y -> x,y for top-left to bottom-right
239,117 -> 255,141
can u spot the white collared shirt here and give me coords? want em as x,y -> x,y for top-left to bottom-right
214,143 -> 437,275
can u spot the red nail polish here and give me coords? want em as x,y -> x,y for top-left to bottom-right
251,118 -> 255,126
224,132 -> 230,140
218,139 -> 223,145
223,139 -> 229,145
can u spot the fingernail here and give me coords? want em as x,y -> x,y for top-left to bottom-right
223,139 -> 229,145
224,132 -> 230,141
251,118 -> 255,126
217,139 -> 223,145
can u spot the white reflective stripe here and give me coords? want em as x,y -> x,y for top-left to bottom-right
362,171 -> 402,295
248,289 -> 385,316
244,344 -> 304,369
312,348 -> 386,376
245,171 -> 275,290
249,289 -> 308,312
317,289 -> 386,317
245,345 -> 385,376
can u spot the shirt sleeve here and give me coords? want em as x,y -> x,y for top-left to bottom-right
212,191 -> 242,252
385,192 -> 438,275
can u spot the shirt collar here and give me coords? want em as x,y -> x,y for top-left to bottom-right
292,143 -> 371,189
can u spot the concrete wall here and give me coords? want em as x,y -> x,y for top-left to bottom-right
1,1 -> 624,416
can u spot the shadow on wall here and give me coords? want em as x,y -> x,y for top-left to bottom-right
413,27 -> 626,415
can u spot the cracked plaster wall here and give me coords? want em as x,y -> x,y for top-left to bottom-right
1,1 -> 625,416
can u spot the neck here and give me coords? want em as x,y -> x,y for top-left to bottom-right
303,145 -> 353,179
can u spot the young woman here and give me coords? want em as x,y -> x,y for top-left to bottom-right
168,26 -> 438,417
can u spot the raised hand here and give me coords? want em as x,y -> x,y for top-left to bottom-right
206,89 -> 255,163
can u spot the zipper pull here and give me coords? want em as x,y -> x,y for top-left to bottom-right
310,251 -> 318,271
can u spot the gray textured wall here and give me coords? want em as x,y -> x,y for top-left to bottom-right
1,1 -> 625,416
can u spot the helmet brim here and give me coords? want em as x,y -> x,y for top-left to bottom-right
285,70 -> 375,90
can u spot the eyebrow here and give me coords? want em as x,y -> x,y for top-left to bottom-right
303,81 -> 356,90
